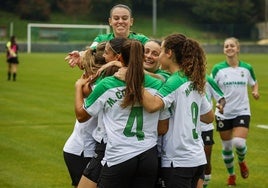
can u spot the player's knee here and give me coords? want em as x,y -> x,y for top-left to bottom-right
222,140 -> 232,151
232,137 -> 246,149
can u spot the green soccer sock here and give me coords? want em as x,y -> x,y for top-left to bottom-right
236,145 -> 247,163
222,149 -> 235,175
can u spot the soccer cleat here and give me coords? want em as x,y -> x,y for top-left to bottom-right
239,161 -> 249,179
227,175 -> 236,186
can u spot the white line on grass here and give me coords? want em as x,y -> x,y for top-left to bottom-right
257,125 -> 268,129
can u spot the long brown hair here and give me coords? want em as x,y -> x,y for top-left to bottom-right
120,39 -> 145,108
164,33 -> 206,94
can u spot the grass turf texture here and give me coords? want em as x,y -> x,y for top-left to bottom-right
0,53 -> 267,187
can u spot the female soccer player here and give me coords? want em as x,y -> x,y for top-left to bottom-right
140,33 -> 214,188
75,39 -> 169,188
77,37 -> 126,188
65,4 -> 149,68
211,37 -> 259,186
63,42 -> 106,188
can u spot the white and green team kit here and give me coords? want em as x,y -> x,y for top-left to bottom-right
200,74 -> 224,132
90,32 -> 149,49
154,69 -> 171,82
211,61 -> 257,119
156,71 -> 212,168
83,74 -> 170,167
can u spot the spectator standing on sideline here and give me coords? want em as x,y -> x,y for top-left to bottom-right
65,3 -> 149,68
6,35 -> 19,81
211,37 -> 259,186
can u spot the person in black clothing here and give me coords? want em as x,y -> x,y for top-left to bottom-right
6,35 -> 19,81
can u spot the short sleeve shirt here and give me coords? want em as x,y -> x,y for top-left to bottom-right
156,71 -> 211,167
84,75 -> 170,167
90,32 -> 149,49
211,61 -> 257,119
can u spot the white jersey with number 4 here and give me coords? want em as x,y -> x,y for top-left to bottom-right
84,75 -> 170,167
157,71 -> 212,168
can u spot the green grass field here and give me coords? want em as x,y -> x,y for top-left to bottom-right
0,53 -> 267,188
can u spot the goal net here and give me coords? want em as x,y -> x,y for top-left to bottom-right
27,23 -> 110,53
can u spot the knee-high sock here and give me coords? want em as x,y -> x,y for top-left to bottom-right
203,174 -> 211,187
13,73 -> 16,81
222,140 -> 234,175
8,72 -> 11,80
233,137 -> 247,163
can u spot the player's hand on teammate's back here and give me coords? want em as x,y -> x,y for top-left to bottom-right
114,67 -> 127,81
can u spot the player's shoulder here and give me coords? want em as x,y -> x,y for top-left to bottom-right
211,61 -> 229,77
128,32 -> 149,44
239,60 -> 253,70
98,76 -> 124,87
213,61 -> 229,69
205,74 -> 214,83
164,71 -> 188,91
144,74 -> 163,89
94,33 -> 114,41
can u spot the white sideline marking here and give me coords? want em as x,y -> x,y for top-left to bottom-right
257,125 -> 268,129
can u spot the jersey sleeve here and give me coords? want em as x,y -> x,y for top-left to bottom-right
159,108 -> 171,120
246,65 -> 257,87
89,33 -> 113,50
240,61 -> 257,87
83,80 -> 107,116
200,95 -> 212,115
206,75 -> 224,102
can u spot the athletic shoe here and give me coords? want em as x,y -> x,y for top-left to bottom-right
239,161 -> 249,179
227,175 -> 236,186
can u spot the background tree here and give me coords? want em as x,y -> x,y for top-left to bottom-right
18,0 -> 51,21
57,0 -> 92,21
166,0 -> 256,37
87,0 -> 131,21
0,0 -> 265,38
0,0 -> 20,12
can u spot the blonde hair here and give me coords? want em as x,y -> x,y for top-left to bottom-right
81,42 -> 106,76
224,37 -> 240,50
